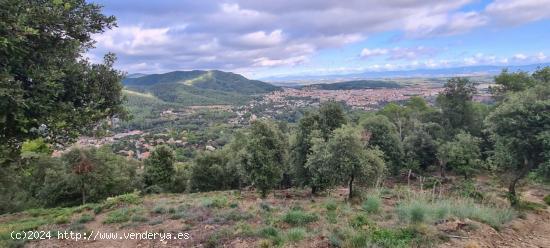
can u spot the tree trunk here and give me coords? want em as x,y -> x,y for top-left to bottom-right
348,175 -> 354,200
311,185 -> 317,196
508,157 -> 534,206
439,160 -> 446,178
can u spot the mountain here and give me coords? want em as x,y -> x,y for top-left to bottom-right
299,80 -> 402,90
122,70 -> 280,106
263,63 -> 550,85
123,70 -> 279,94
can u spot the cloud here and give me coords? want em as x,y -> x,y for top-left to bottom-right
513,53 -> 528,60
486,0 -> 550,25
87,0 -> 548,75
360,46 -> 437,60
360,48 -> 388,58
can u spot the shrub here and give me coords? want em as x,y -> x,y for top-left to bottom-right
409,205 -> 426,224
544,195 -> 550,206
259,226 -> 283,246
131,214 -> 148,222
152,205 -> 166,214
363,196 -> 381,214
75,214 -> 94,224
282,210 -> 319,226
346,232 -> 369,248
350,213 -> 371,228
103,192 -> 142,209
202,196 -> 228,208
325,200 -> 338,211
104,207 -> 142,224
370,228 -> 418,248
286,228 -> 306,242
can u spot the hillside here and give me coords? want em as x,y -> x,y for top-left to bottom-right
300,80 -> 402,90
123,70 -> 280,94
122,70 -> 279,106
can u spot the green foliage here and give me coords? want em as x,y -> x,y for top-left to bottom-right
360,115 -> 403,174
363,196 -> 382,214
403,127 -> 438,172
486,75 -> 550,205
285,227 -> 306,242
438,132 -> 481,179
144,145 -> 175,191
0,0 -> 126,155
190,150 -> 240,192
38,147 -> 141,207
201,196 -> 228,208
244,120 -> 287,197
436,77 -> 477,135
104,207 -> 143,224
75,214 -> 94,224
281,210 -> 319,226
350,213 -> 371,228
544,195 -> 550,206
369,228 -> 418,248
318,101 -> 347,140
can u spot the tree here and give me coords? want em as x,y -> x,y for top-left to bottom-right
0,0 -> 126,161
437,132 -> 481,179
403,127 -> 438,172
436,78 -> 477,136
486,83 -> 550,206
38,146 -> 141,207
318,101 -> 347,141
360,115 -> 403,174
244,120 -> 287,197
144,145 -> 175,192
290,112 -> 320,193
379,103 -> 407,140
329,125 -> 385,199
304,131 -> 336,193
489,69 -> 536,101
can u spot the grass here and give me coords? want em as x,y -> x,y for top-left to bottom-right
103,207 -> 143,224
202,196 -> 228,208
363,195 -> 382,214
396,193 -> 516,229
285,227 -> 306,242
545,195 -> 550,206
281,210 -> 319,226
75,213 -> 94,224
259,226 -> 283,246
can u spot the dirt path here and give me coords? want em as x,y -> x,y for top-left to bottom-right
440,188 -> 550,248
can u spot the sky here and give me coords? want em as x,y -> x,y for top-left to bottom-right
87,0 -> 550,79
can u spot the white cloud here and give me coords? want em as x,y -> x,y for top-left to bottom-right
536,52 -> 547,61
239,30 -> 284,47
513,53 -> 528,60
94,26 -> 171,55
486,0 -> 550,25
360,48 -> 388,58
360,46 -> 437,60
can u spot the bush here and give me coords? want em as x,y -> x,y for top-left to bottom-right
544,195 -> 550,206
282,210 -> 319,226
202,196 -> 228,208
350,213 -> 371,228
325,200 -> 338,211
286,228 -> 306,242
103,192 -> 142,209
363,196 -> 381,214
75,214 -> 94,224
259,226 -> 283,246
104,207 -> 142,224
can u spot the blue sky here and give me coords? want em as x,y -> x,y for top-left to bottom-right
87,0 -> 550,79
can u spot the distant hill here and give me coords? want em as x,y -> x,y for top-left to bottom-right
299,80 -> 402,90
122,70 -> 280,106
123,70 -> 279,94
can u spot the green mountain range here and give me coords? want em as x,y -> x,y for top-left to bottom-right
122,70 -> 280,106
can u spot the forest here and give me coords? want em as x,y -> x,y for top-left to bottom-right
1,0 -> 549,247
